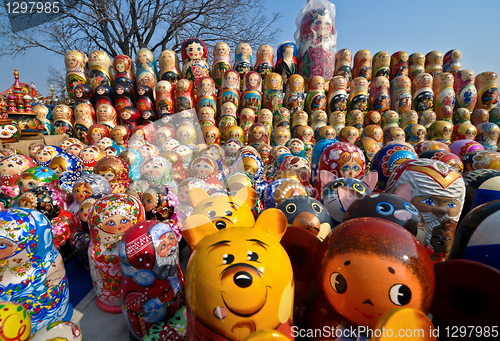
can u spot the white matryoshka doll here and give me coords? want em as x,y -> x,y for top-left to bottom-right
88,193 -> 145,312
181,38 -> 210,87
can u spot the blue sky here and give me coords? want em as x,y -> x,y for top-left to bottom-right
1,0 -> 499,96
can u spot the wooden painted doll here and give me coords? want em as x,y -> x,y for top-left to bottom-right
284,74 -> 305,115
384,126 -> 406,144
181,38 -> 210,87
212,42 -> 232,89
452,121 -> 477,143
159,50 -> 181,84
425,50 -> 444,78
335,48 -> 352,86
88,50 -> 113,90
32,145 -> 62,168
258,108 -> 274,135
412,73 -> 434,113
51,104 -> 74,136
275,42 -> 298,90
476,122 -> 500,151
88,124 -> 110,146
390,75 -> 412,114
95,84 -> 114,107
155,80 -> 175,118
363,124 -> 384,147
263,73 -> 283,113
352,49 -> 372,82
368,76 -> 390,113
196,76 -> 217,115
454,69 -> 477,111
364,110 -> 382,126
114,83 -> 135,114
390,51 -> 409,81
120,106 -> 142,131
247,123 -> 269,148
136,84 -> 155,114
74,84 -> 94,106
240,108 -> 256,144
326,75 -> 347,115
381,110 -> 400,130
198,106 -> 216,127
472,108 -> 490,126
475,71 -> 499,111
65,49 -> 88,99
0,155 -> 34,198
372,51 -> 390,79
234,43 -> 253,91
346,109 -> 365,134
113,55 -> 135,91
201,126 -> 221,145
329,111 -> 345,135
419,109 -> 437,129
273,107 -> 291,128
136,48 -> 158,90
409,52 -> 426,81
218,116 -> 238,144
405,123 -> 427,145
94,156 -> 132,193
111,125 -> 131,148
304,76 -> 327,115
74,103 -> 96,143
255,44 -> 274,80
339,126 -> 360,145
241,71 -> 263,113
443,49 -> 462,74
400,110 -> 419,130
49,152 -> 84,192
219,70 -> 241,110
433,72 -> 456,121
175,79 -> 195,112
95,103 -> 117,130
428,121 -> 454,145
348,77 -> 369,113
311,109 -> 328,131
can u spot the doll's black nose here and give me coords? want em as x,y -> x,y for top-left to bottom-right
234,271 -> 253,288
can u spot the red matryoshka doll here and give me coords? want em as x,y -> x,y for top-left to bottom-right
181,38 -> 210,87
240,108 -> 256,143
96,104 -> 118,130
443,49 -> 462,74
348,77 -> 369,114
363,124 -> 383,147
476,122 -> 500,151
327,75 -> 348,115
263,73 -> 283,113
88,193 -> 145,312
405,124 -> 427,146
329,110 -> 346,135
353,49 -> 372,82
364,110 -> 382,126
452,122 -> 477,142
419,109 -> 437,129
95,83 -> 114,107
175,79 -> 195,112
339,126 -> 360,145
475,71 -> 499,111
198,107 -> 216,128
114,83 -> 135,114
311,109 -> 328,131
74,83 -> 94,106
79,146 -> 106,174
425,50 -> 444,78
412,73 -> 434,113
335,49 -> 352,86
74,103 -> 97,143
254,44 -> 274,79
119,220 -> 184,339
154,80 -> 174,118
159,50 -> 181,84
390,75 -> 412,114
212,42 -> 232,89
428,121 -> 454,145
120,106 -> 142,131
187,156 -> 222,188
136,48 -> 158,90
247,123 -> 269,148
201,126 -> 221,145
94,157 -> 132,193
88,50 -> 113,89
219,70 -> 241,110
408,52 -> 426,81
271,126 -> 292,147
369,76 -> 391,113
33,145 -> 63,167
0,155 -> 34,198
234,43 -> 254,90
241,71 -> 263,113
196,76 -> 218,115
372,51 -> 390,79
433,72 -> 456,121
304,76 -> 327,115
65,49 -> 88,99
400,110 -> 419,130
389,51 -> 409,80
113,55 -> 135,90
111,125 -> 131,148
136,85 -> 155,114
275,42 -> 298,90
312,218 -> 435,332
454,69 -> 477,111
386,159 -> 465,261
51,104 -> 74,136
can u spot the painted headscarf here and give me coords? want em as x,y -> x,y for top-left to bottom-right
69,174 -> 112,213
104,144 -> 126,157
48,152 -> 84,193
16,166 -> 59,194
79,146 -> 106,174
118,149 -> 144,181
93,157 -> 131,194
286,138 -> 306,158
33,145 -> 63,168
139,156 -> 174,187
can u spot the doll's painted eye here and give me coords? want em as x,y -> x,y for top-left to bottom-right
389,284 -> 412,306
247,251 -> 259,262
8,164 -> 13,168
28,182 -> 35,187
330,272 -> 347,294
0,243 -> 7,249
404,202 -> 419,215
108,221 -> 115,226
285,203 -> 296,214
447,202 -> 457,208
421,198 -> 436,206
208,211 -> 216,218
312,203 -> 322,214
222,254 -> 234,265
376,202 -> 394,215
121,218 -> 128,224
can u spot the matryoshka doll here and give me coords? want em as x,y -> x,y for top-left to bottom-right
452,122 -> 477,142
389,51 -> 409,80
136,85 -> 155,114
88,50 -> 113,90
295,125 -> 315,160
96,137 -> 118,151
419,109 -> 437,129
327,75 -> 348,115
405,124 -> 427,146
88,193 -> 145,312
95,84 -> 114,107
425,50 -> 444,78
33,145 -> 63,167
69,174 -> 112,214
74,103 -> 97,143
334,49 -> 352,86
304,76 -> 327,115
73,83 -> 94,106
428,120 -> 454,145
187,156 -> 222,188
240,108 -> 256,143
453,108 -> 472,126
311,109 -> 328,131
384,126 -> 406,144
256,143 -> 272,165
364,110 -> 382,126
16,166 -> 59,196
120,106 -> 142,131
275,41 -> 298,90
175,79 -> 195,112
475,71 -> 499,111
390,75 -> 412,114
352,49 -> 372,82
119,220 -> 184,339
155,80 -> 175,118
224,126 -> 245,145
212,42 -> 232,89
454,69 -> 477,111
339,126 -> 360,145
114,83 -> 135,114
49,152 -> 84,193
433,72 -> 456,121
113,55 -> 135,90
51,104 -> 74,136
476,122 -> 500,151
0,155 -> 34,198
159,50 -> 181,84
33,104 -> 52,135
196,76 -> 218,115
219,70 -> 241,110
368,76 -> 390,113
348,77 -> 369,113
315,125 -> 337,143
96,104 -> 118,130
0,208 -> 73,333
118,149 -> 144,181
137,142 -> 160,160
176,124 -> 198,147
329,110 -> 346,135
273,106 -> 291,128
263,73 -> 283,113
408,52 -> 426,81
233,43 -> 253,91
136,48 -> 158,90
472,108 -> 490,126
443,49 -> 462,74
181,38 -> 210,87
139,156 -> 174,187
372,51 -> 390,79
141,185 -> 179,224
201,126 -> 221,145
65,49 -> 88,99
198,107 -> 216,128
346,109 -> 364,133
111,125 -> 131,148
412,73 -> 434,113
94,157 -> 131,194
79,146 -> 106,174
241,71 -> 263,113
363,124 -> 383,147
400,109 -> 419,130
271,126 -> 291,147
254,44 -> 274,79
381,110 -> 399,130
247,123 -> 269,148
59,138 -> 80,151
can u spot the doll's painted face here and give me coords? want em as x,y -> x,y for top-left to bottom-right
225,141 -> 240,154
100,168 -> 116,182
276,147 -> 289,158
29,145 -> 43,159
111,129 -> 124,142
325,129 -> 336,139
143,161 -> 165,178
193,160 -> 212,177
260,45 -> 272,60
121,109 -> 132,120
35,149 -> 52,163
75,88 -> 83,98
138,145 -> 155,159
301,128 -> 314,142
395,129 -> 406,141
226,72 -> 238,87
79,202 -> 93,222
18,177 -> 39,193
80,147 -> 100,161
417,129 -> 426,141
129,139 -> 145,150
290,141 -> 303,153
249,74 -> 260,88
202,79 -> 212,92
252,128 -> 264,140
142,192 -> 156,212
312,14 -> 333,35
205,131 -> 216,144
186,42 -> 204,59
164,140 -> 179,151
346,130 -> 358,144
340,157 -> 362,178
411,195 -> 462,221
490,127 -> 500,141
0,159 -> 23,176
240,43 -> 251,58
162,51 -> 175,64
74,183 -> 93,202
66,54 -> 79,69
465,129 -> 476,140
91,131 -> 102,142
178,185 -> 189,203
372,128 -> 383,141
115,61 -> 126,73
293,77 -> 303,90
97,139 -> 113,150
270,75 -> 280,89
102,215 -> 133,234
443,126 -> 452,139
229,130 -> 241,140
283,45 -> 294,59
156,232 -> 178,258
216,44 -> 228,57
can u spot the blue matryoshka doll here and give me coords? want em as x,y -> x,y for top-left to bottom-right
0,207 -> 73,333
48,152 -> 84,193
33,145 -> 63,168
